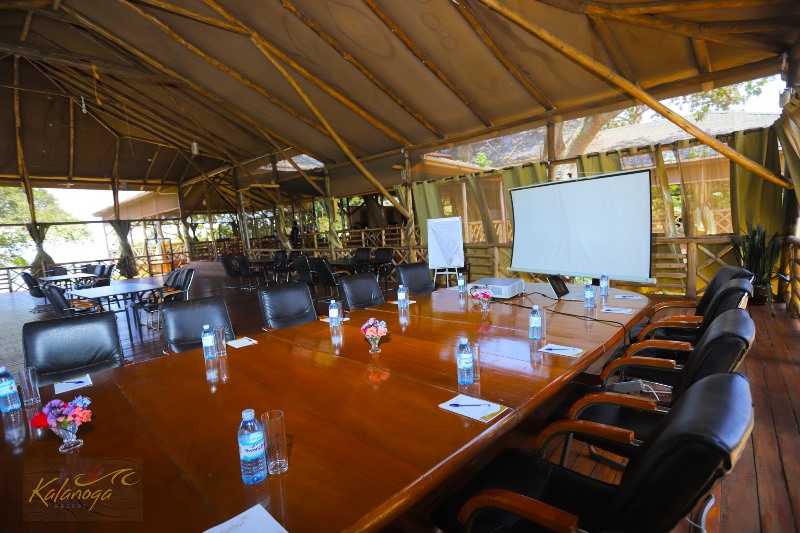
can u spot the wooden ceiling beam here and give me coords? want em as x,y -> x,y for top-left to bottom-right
200,0 -> 409,146
588,16 -> 637,83
364,0 -> 493,128
143,145 -> 160,184
61,5 -> 332,164
0,1 -> 50,9
0,39 -> 183,84
536,0 -> 787,53
700,17 -> 800,34
281,0 -> 444,138
479,0 -> 791,190
455,0 -> 555,110
130,0 -> 246,35
691,39 -> 714,91
605,0 -> 797,16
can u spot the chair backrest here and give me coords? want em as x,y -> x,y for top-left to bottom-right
219,256 -> 239,278
374,248 -> 394,264
41,283 -> 73,318
163,269 -> 180,287
293,255 -> 314,284
258,283 -> 317,329
606,373 -> 753,533
671,308 -> 755,400
354,247 -> 372,262
235,256 -> 255,277
696,278 -> 753,339
340,272 -> 386,311
181,268 -> 195,291
49,266 -> 68,276
160,296 -> 235,353
94,264 -> 114,287
80,263 -> 95,274
20,272 -> 46,299
23,311 -> 124,386
695,266 -> 754,317
310,258 -> 339,288
275,250 -> 288,260
396,262 -> 435,295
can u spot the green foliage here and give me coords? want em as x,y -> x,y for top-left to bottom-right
0,187 -> 91,266
732,220 -> 780,301
472,151 -> 493,168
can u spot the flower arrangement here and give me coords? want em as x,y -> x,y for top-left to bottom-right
30,396 -> 93,430
469,286 -> 492,301
361,318 -> 388,339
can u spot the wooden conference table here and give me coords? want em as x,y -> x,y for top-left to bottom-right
1,284 -> 648,532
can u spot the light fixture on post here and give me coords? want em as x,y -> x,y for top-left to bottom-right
191,141 -> 199,156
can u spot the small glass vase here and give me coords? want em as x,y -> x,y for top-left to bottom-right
479,299 -> 491,312
50,422 -> 83,453
367,336 -> 381,354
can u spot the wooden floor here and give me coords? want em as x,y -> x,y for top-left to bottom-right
2,273 -> 798,532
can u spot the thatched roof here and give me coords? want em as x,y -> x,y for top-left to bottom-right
2,1 -> 798,215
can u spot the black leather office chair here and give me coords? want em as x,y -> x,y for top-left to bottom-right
235,256 -> 260,290
272,250 -> 292,283
41,283 -> 100,318
557,308 -> 755,462
340,272 -> 386,311
292,255 -> 316,289
309,257 -> 347,302
396,261 -> 435,295
220,256 -> 242,289
23,311 -> 124,386
374,248 -> 395,293
258,283 -> 317,330
433,372 -> 754,533
20,271 -> 50,313
160,296 -> 235,353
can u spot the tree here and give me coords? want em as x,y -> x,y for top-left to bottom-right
0,187 -> 91,266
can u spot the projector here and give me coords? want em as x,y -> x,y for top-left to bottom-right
466,278 -> 524,299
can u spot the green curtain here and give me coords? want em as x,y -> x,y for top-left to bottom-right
412,181 -> 444,245
393,184 -> 415,247
109,220 -> 137,279
774,94 -> 800,206
577,151 -> 622,177
25,222 -> 54,277
466,174 -> 496,244
729,128 -> 783,236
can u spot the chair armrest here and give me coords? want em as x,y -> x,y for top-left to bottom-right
646,299 -> 697,319
458,488 -> 579,533
534,419 -> 635,453
621,339 -> 693,358
638,315 -> 703,339
600,356 -> 677,383
567,391 -> 660,419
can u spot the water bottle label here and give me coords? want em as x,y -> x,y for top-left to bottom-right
600,279 -> 608,288
202,335 -> 214,347
585,289 -> 593,298
329,308 -> 339,318
239,436 -> 265,461
530,317 -> 542,328
458,278 -> 464,286
0,381 -> 16,397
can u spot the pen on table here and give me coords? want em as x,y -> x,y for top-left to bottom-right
243,337 -> 257,343
449,403 -> 490,407
61,380 -> 85,384
543,347 -> 574,351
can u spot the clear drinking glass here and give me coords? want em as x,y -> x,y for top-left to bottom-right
261,410 -> 289,475
18,367 -> 40,407
213,326 -> 227,357
471,342 -> 481,381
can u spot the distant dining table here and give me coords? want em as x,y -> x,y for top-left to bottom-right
68,277 -> 165,341
329,256 -> 380,273
38,272 -> 97,288
1,284 -> 649,531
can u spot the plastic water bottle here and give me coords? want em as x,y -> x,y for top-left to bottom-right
238,409 -> 267,484
456,338 -> 474,386
529,305 -> 543,340
599,273 -> 609,297
457,272 -> 466,293
397,284 -> 407,308
584,282 -> 595,309
328,300 -> 341,327
0,366 -> 21,413
201,325 -> 218,382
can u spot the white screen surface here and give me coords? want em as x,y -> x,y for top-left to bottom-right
509,170 -> 652,282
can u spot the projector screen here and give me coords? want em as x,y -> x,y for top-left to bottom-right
509,170 -> 652,282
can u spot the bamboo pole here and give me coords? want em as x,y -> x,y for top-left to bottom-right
68,97 -> 74,182
248,36 -> 412,219
609,0 -> 795,16
478,0 -> 792,190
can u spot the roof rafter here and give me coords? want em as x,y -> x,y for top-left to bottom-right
588,16 -> 637,83
605,0 -> 796,17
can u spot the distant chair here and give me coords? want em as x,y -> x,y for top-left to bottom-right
373,248 -> 395,293
258,283 -> 317,330
20,272 -> 50,313
219,256 -> 242,289
309,257 -> 347,302
340,272 -> 386,311
353,247 -> 373,273
396,261 -> 435,295
160,296 -> 234,353
137,268 -> 194,330
272,250 -> 291,284
235,256 -> 260,290
23,311 -> 124,386
41,283 -> 100,318
95,264 -> 115,287
47,266 -> 68,276
292,255 -> 316,293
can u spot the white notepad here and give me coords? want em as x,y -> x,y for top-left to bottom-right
601,306 -> 634,314
227,337 -> 258,348
205,504 -> 287,533
54,374 -> 93,394
439,394 -> 508,423
615,294 -> 643,300
538,344 -> 584,357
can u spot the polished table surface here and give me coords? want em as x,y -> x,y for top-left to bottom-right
1,284 -> 648,532
39,273 -> 97,283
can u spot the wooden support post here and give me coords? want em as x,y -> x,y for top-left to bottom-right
687,242 -> 698,298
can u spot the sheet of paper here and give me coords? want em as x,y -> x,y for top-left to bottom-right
439,394 -> 508,423
54,374 -> 93,394
601,307 -> 634,314
319,316 -> 351,323
538,344 -> 584,357
227,337 -> 258,348
614,294 -> 643,300
388,300 -> 416,305
204,504 -> 287,533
